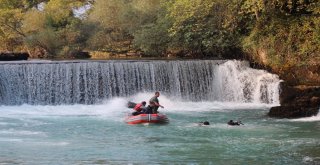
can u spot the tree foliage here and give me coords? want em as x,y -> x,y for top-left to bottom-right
22,0 -> 88,57
133,7 -> 171,56
0,0 -> 25,50
164,0 -> 243,57
0,0 -> 88,57
0,0 -> 319,64
86,0 -> 162,53
242,0 -> 320,67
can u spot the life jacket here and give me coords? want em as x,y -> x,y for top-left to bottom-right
133,103 -> 143,112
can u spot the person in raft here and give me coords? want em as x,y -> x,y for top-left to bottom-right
148,91 -> 164,114
132,101 -> 147,116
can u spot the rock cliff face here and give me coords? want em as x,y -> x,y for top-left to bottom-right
268,83 -> 320,118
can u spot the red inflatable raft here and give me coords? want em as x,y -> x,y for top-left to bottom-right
125,113 -> 169,124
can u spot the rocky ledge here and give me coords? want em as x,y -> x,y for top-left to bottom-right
0,52 -> 29,61
268,82 -> 320,118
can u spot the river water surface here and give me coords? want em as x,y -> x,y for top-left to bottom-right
0,94 -> 319,165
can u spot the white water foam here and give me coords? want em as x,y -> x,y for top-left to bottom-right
290,110 -> 320,122
0,92 -> 275,121
0,138 -> 23,142
127,92 -> 275,113
0,98 -> 128,120
30,141 -> 70,146
0,130 -> 47,136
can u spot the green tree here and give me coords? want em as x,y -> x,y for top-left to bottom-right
22,0 -> 88,58
86,0 -> 128,52
0,0 -> 49,51
0,0 -> 25,51
133,8 -> 171,56
241,0 -> 320,67
86,0 -> 162,53
164,0 -> 242,57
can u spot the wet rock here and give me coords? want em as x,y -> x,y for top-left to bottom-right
268,82 -> 320,118
269,106 -> 319,118
72,51 -> 91,59
0,52 -> 29,61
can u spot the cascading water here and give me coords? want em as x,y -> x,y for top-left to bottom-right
214,60 -> 280,103
1,60 -> 319,165
0,60 -> 280,105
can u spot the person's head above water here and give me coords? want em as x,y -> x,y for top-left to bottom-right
141,101 -> 146,106
203,121 -> 210,125
227,120 -> 243,126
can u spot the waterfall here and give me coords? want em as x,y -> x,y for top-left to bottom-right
0,60 -> 280,105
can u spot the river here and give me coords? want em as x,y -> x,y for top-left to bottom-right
0,60 -> 319,164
